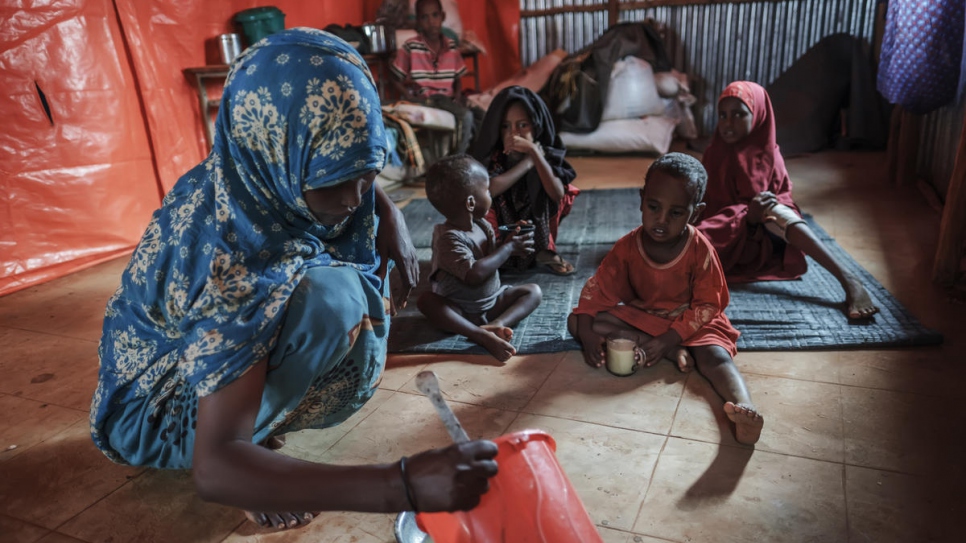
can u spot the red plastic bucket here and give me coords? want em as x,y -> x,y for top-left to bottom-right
416,429 -> 603,543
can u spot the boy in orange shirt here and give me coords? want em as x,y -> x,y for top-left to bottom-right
568,153 -> 763,445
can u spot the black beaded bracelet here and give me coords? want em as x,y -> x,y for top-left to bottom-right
399,456 -> 420,512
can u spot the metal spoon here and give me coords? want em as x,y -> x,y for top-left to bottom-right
414,370 -> 470,444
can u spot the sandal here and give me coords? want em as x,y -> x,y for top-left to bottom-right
536,251 -> 576,276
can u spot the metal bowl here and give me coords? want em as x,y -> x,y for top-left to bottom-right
394,511 -> 432,543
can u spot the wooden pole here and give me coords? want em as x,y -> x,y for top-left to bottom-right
932,111 -> 966,286
884,106 -> 921,187
885,106 -> 902,185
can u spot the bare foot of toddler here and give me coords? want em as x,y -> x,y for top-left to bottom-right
244,510 -> 316,530
724,401 -> 764,445
481,323 -> 513,341
843,277 -> 879,320
473,328 -> 516,361
671,347 -> 694,372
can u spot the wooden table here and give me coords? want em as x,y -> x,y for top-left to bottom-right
183,65 -> 230,151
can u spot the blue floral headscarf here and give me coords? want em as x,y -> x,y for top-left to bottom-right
93,27 -> 388,423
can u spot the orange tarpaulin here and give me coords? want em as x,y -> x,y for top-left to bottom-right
0,0 -> 161,295
1,0 -> 520,297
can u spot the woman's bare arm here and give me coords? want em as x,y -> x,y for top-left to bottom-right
192,358 -> 498,513
375,184 -> 419,308
192,359 -> 408,512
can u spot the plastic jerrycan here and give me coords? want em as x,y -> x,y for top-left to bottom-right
416,429 -> 603,543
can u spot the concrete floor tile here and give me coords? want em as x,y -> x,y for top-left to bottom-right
672,373 -> 845,462
0,514 -> 50,543
0,421 -> 142,529
57,469 -> 240,543
396,352 -> 562,411
319,392 -> 517,465
34,533 -> 91,543
835,348 -> 966,398
0,331 -> 99,411
842,386 -> 964,474
381,354 -> 433,391
277,389 -> 396,463
523,351 -> 686,435
506,413 -> 666,531
845,465 -> 957,543
735,350 -> 840,384
0,395 -> 87,464
633,437 -> 847,543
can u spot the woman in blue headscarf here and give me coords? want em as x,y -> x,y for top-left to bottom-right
90,28 -> 496,530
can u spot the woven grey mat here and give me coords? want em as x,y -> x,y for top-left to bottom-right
400,188 -> 638,248
390,190 -> 942,354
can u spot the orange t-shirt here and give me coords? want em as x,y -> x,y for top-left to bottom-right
574,224 -> 740,356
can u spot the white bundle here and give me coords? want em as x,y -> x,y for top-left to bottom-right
600,56 -> 666,121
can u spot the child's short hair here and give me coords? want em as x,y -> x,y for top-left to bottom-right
424,154 -> 486,214
415,0 -> 443,14
645,152 -> 708,205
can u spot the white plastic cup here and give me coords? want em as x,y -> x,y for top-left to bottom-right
606,338 -> 638,376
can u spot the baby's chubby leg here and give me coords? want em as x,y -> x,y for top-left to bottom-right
477,284 -> 543,359
486,284 -> 543,330
418,292 -> 516,362
691,345 -> 763,445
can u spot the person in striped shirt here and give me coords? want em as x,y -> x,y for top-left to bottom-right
390,0 -> 475,153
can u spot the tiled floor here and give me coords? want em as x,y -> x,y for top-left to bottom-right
2,151 -> 964,543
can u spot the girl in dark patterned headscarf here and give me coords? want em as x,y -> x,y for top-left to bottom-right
91,28 -> 496,530
471,86 -> 580,275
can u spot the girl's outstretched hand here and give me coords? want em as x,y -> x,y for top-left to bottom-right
405,440 -> 499,512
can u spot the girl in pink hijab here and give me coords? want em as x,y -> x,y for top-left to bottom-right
698,81 -> 878,320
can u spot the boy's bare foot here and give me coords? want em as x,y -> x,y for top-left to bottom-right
843,277 -> 879,319
481,323 -> 513,341
671,347 -> 694,372
724,402 -> 764,445
244,510 -> 316,530
473,329 -> 516,361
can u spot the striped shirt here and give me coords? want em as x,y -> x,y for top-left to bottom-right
390,34 -> 467,98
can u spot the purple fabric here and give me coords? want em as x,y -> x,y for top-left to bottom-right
878,0 -> 966,114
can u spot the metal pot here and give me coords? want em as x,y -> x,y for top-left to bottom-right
218,33 -> 242,65
362,23 -> 394,54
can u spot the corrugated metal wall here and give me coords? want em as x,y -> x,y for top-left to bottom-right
520,0 -> 878,136
520,0 -> 963,199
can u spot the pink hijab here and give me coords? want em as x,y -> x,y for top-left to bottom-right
698,81 -> 806,282
702,81 -> 796,215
